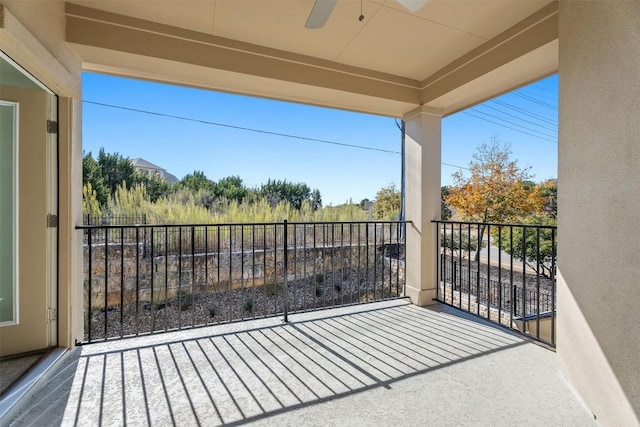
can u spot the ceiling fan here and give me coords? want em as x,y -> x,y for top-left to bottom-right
305,0 -> 428,29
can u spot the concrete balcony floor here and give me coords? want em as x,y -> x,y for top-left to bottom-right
8,300 -> 593,426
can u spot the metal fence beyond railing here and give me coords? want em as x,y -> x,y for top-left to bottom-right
84,214 -> 148,226
433,220 -> 557,346
77,221 -> 407,343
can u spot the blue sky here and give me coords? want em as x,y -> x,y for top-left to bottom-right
82,73 -> 557,205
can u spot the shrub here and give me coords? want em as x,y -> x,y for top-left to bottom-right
265,282 -> 282,296
178,289 -> 193,311
244,299 -> 254,313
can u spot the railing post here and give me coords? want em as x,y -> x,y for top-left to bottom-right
283,219 -> 289,323
87,227 -> 92,343
551,228 -> 556,346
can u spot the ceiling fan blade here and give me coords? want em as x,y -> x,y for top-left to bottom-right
396,0 -> 428,13
305,0 -> 338,29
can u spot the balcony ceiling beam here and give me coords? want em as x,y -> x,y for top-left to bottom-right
65,2 -> 557,117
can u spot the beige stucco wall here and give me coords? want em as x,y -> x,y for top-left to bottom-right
557,2 -> 640,425
0,1 -> 83,349
1,1 -> 80,92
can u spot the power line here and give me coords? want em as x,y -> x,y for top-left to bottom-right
442,162 -> 470,171
513,91 -> 558,111
468,108 -> 557,139
517,88 -> 557,102
525,83 -> 556,94
83,100 -> 402,155
477,104 -> 557,133
462,111 -> 557,144
490,100 -> 557,126
82,100 -> 523,168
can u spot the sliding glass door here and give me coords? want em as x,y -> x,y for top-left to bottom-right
0,100 -> 18,326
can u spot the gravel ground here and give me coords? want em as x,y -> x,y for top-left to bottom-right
85,270 -> 403,342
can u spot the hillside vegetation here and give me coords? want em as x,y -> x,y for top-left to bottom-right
83,148 -> 401,223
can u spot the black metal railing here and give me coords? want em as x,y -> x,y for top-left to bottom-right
77,220 -> 407,343
433,220 -> 556,346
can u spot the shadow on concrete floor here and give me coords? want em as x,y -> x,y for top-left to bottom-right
8,300 -> 593,426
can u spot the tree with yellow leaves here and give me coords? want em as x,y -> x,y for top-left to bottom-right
445,138 -> 544,260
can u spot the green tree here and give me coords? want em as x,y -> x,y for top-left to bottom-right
138,173 -> 172,203
373,183 -> 401,220
539,179 -> 557,219
82,152 -> 109,206
259,179 -> 321,210
441,186 -> 452,220
445,139 -> 544,260
84,148 -> 176,206
97,148 -> 141,197
178,170 -> 216,193
496,215 -> 556,278
214,175 -> 248,203
441,231 -> 483,259
310,189 -> 322,211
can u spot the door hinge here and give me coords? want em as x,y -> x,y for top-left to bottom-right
47,120 -> 58,134
47,214 -> 58,228
47,308 -> 57,323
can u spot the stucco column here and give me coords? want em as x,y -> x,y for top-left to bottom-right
557,2 -> 640,425
402,106 -> 442,306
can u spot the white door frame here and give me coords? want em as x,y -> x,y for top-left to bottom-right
0,50 -> 58,349
46,92 -> 58,346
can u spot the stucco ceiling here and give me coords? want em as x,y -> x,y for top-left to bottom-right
66,0 -> 559,117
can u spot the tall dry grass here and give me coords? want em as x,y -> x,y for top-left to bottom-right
86,183 -> 372,224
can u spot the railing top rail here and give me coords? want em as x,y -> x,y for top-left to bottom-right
285,220 -> 410,226
76,220 -> 412,230
432,219 -> 556,230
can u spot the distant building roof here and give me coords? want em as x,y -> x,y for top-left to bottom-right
131,158 -> 165,171
130,158 -> 179,184
163,171 -> 179,184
